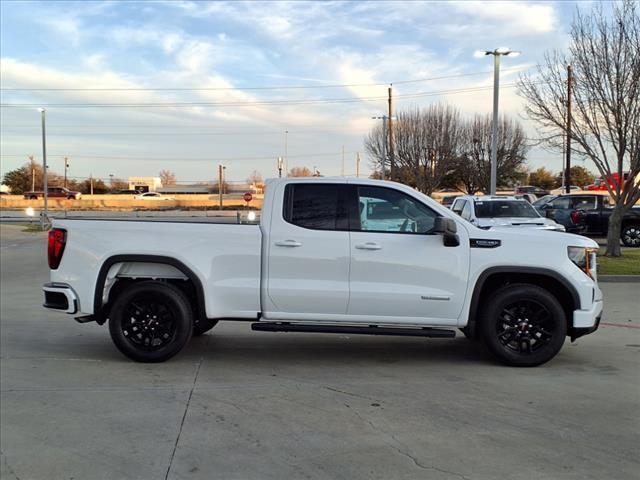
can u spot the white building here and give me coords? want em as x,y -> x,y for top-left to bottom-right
128,177 -> 162,193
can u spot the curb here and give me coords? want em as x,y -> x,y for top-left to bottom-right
598,275 -> 640,283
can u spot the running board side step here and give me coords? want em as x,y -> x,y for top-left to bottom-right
251,322 -> 456,338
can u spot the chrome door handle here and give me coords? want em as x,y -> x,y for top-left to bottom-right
275,240 -> 302,247
355,242 -> 382,250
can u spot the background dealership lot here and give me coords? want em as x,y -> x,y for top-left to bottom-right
1,224 -> 638,480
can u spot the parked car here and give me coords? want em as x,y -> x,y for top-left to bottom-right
536,194 -> 640,247
585,172 -> 632,191
135,192 -> 175,200
42,178 -> 602,367
514,193 -> 537,204
441,195 -> 462,208
514,186 -> 550,198
23,187 -> 82,200
450,195 -> 565,231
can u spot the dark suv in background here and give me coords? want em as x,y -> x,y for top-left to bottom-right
536,193 -> 640,247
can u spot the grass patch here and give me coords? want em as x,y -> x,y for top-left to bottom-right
597,250 -> 640,275
21,223 -> 48,233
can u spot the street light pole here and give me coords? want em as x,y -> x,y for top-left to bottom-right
490,53 -> 501,195
39,108 -> 48,229
475,47 -> 520,195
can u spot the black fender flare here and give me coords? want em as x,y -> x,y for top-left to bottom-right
466,266 -> 581,338
93,254 -> 207,324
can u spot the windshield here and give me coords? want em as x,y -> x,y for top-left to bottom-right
532,195 -> 556,207
474,200 -> 541,218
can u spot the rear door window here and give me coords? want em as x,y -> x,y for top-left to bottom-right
572,197 -> 596,210
283,184 -> 346,230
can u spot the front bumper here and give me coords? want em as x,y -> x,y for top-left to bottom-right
43,282 -> 78,314
571,312 -> 602,341
573,298 -> 603,329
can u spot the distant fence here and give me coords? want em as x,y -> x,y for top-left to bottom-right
0,194 -> 264,211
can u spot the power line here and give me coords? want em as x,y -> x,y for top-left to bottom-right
0,82 -> 527,108
0,151 -> 357,161
0,68 -> 526,92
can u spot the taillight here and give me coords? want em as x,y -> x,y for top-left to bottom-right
570,210 -> 580,225
48,228 -> 67,269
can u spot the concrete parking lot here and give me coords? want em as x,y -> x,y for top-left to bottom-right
1,224 -> 639,480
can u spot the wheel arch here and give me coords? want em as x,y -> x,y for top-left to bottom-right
93,255 -> 207,325
466,267 -> 580,339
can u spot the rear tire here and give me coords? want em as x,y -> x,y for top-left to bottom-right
479,284 -> 566,367
109,281 -> 193,362
621,224 -> 640,248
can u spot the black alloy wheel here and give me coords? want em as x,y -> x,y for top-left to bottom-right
479,284 -> 566,367
121,298 -> 177,350
621,224 -> 640,248
109,281 -> 193,362
495,300 -> 555,354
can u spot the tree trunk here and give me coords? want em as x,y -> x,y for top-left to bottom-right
605,206 -> 623,257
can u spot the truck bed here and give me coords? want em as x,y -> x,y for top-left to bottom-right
51,218 -> 262,319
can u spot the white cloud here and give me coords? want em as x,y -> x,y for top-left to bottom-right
448,1 -> 558,35
39,17 -> 82,45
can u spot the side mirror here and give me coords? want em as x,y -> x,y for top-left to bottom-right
433,217 -> 460,247
545,209 -> 555,219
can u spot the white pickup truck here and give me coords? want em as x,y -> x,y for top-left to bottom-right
43,178 -> 603,366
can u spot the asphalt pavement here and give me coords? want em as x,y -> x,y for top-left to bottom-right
1,224 -> 639,480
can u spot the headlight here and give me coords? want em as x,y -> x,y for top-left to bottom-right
568,246 -> 598,279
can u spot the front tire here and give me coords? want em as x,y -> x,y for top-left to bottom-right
621,224 -> 640,248
479,284 -> 566,367
109,281 -> 193,362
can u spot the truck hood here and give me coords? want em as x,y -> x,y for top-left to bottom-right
476,217 -> 564,231
464,222 -> 598,249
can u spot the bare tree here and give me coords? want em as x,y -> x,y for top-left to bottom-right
110,178 -> 129,191
518,0 -> 640,256
365,104 -> 462,195
159,169 -> 177,186
288,166 -> 314,177
456,115 -> 529,194
366,106 -> 528,195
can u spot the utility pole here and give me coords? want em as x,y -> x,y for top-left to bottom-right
64,156 -> 69,189
284,130 -> 288,176
356,152 -> 361,178
371,116 -> 388,179
90,174 -> 94,195
218,164 -> 223,210
39,108 -> 48,230
387,85 -> 394,181
28,155 -> 35,191
565,64 -> 572,194
341,146 -> 345,176
277,157 -> 283,178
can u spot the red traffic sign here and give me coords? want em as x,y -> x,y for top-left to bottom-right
243,192 -> 253,203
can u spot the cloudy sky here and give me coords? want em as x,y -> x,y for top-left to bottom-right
0,0 -> 602,184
